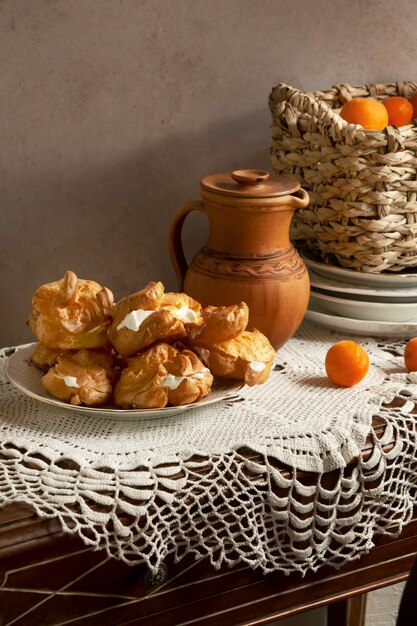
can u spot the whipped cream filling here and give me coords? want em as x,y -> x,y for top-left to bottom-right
249,361 -> 266,373
117,306 -> 199,332
168,306 -> 199,323
160,368 -> 210,390
59,374 -> 80,388
117,309 -> 155,332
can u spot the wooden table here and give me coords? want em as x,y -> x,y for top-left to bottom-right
0,403 -> 415,626
0,502 -> 415,626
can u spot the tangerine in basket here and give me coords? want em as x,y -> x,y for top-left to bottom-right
404,337 -> 417,372
339,98 -> 388,130
325,340 -> 370,387
382,96 -> 413,127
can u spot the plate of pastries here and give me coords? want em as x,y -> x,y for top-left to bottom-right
5,271 -> 276,419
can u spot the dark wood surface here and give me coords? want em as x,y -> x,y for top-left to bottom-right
0,398 -> 414,625
0,499 -> 415,626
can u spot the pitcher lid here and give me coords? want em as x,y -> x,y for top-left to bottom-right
201,169 -> 300,197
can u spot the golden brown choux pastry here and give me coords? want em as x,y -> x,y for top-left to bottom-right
28,271 -> 114,350
187,302 -> 249,347
32,343 -> 115,375
160,291 -> 202,315
193,329 -> 276,386
41,354 -> 114,407
110,280 -> 165,323
31,343 -> 72,371
114,342 -> 213,409
108,282 -> 202,357
69,348 -> 116,378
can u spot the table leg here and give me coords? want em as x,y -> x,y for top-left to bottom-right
327,594 -> 367,626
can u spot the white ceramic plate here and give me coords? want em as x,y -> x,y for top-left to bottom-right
305,301 -> 417,338
4,344 -> 244,420
309,269 -> 417,302
309,291 -> 417,323
301,248 -> 417,287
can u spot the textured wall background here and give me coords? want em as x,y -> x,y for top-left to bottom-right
3,0 -> 417,349
1,1 -> 414,622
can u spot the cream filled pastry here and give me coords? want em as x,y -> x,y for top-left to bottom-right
31,343 -> 73,371
68,347 -> 116,377
26,273 -> 276,411
28,271 -> 114,350
187,302 -> 249,347
41,353 -> 114,406
108,283 -> 202,357
114,342 -> 213,409
193,329 -> 275,386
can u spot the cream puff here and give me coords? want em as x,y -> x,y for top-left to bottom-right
28,271 -> 114,350
193,329 -> 276,386
41,352 -> 114,407
31,343 -> 72,371
114,342 -> 213,409
187,302 -> 249,347
108,282 -> 202,357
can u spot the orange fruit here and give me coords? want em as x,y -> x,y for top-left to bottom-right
409,92 -> 417,120
404,337 -> 417,372
339,98 -> 388,130
382,96 -> 413,127
325,340 -> 370,387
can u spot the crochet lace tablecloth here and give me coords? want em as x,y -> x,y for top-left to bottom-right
1,322 -> 417,575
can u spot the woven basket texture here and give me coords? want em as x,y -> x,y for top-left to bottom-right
269,81 -> 417,273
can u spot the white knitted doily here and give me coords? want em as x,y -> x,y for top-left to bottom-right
1,322 -> 416,574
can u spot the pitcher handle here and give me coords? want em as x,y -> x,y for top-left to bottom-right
168,201 -> 205,291
291,188 -> 310,209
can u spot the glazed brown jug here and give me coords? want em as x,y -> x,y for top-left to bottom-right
168,169 -> 310,350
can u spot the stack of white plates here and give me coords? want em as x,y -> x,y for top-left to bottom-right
301,248 -> 417,337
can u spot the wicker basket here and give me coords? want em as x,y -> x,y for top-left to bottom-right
269,81 -> 417,273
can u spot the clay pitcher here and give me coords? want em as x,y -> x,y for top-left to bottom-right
168,169 -> 310,350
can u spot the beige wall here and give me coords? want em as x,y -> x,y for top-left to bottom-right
3,0 -> 417,348
0,2 -> 413,622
